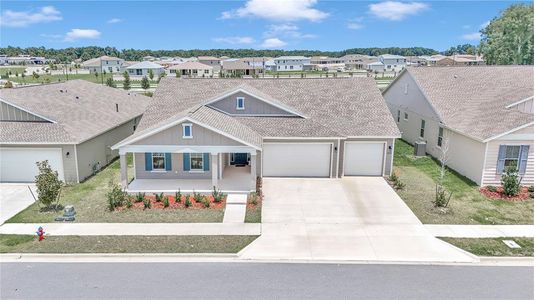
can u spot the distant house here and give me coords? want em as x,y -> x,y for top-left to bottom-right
197,56 -> 221,71
342,55 -> 378,70
366,54 -> 406,73
221,60 -> 262,76
126,61 -> 165,77
384,66 -> 534,186
436,55 -> 485,66
0,80 -> 149,183
167,61 -> 213,77
239,57 -> 272,69
273,56 -> 311,72
367,61 -> 385,73
82,56 -> 124,74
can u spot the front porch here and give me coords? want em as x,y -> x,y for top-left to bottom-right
126,165 -> 254,193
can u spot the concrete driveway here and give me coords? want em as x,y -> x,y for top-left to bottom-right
240,177 -> 477,263
0,184 -> 36,224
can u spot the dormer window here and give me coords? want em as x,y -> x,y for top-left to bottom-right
236,97 -> 245,110
182,123 -> 192,139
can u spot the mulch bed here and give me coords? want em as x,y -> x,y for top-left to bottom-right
118,194 -> 226,211
480,186 -> 532,201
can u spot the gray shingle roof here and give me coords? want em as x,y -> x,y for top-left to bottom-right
406,66 -> 534,141
123,78 -> 399,147
0,80 -> 150,144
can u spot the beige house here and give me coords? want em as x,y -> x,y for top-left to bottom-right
0,80 -> 149,183
113,78 -> 400,193
384,66 -> 533,186
168,61 -> 213,77
197,56 -> 221,71
82,55 -> 124,74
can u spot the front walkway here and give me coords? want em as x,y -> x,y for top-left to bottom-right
239,177 -> 478,263
426,225 -> 534,238
0,184 -> 36,225
223,194 -> 247,223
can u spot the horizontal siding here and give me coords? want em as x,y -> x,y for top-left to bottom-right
134,153 -> 212,180
483,140 -> 534,186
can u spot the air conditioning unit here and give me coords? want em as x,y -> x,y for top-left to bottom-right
414,141 -> 426,156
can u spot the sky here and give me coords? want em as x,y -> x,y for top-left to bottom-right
0,0 -> 524,52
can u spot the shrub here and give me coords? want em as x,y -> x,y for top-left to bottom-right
175,189 -> 182,203
530,192 -> 534,199
389,171 -> 399,183
249,192 -> 258,205
528,186 -> 534,193
106,181 -> 126,211
143,198 -> 151,209
154,192 -> 164,202
394,180 -> 405,190
125,197 -> 133,209
434,184 -> 451,208
501,168 -> 521,196
163,196 -> 170,208
185,196 -> 192,208
487,185 -> 498,193
201,196 -> 210,208
193,191 -> 203,202
212,186 -> 225,203
34,160 -> 63,209
135,192 -> 145,203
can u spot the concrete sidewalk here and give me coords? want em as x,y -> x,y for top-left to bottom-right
0,184 -> 37,225
223,194 -> 247,223
426,225 -> 534,238
0,223 -> 261,236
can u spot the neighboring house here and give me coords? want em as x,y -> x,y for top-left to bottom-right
0,80 -> 149,183
435,55 -> 485,66
379,54 -> 406,73
383,66 -> 534,186
240,57 -> 272,69
3,55 -> 49,65
112,78 -> 400,192
167,61 -> 213,77
273,56 -> 311,72
367,61 -> 385,73
221,60 -> 262,76
342,55 -> 379,70
126,61 -> 165,77
197,56 -> 221,71
82,55 -> 124,74
264,60 -> 276,71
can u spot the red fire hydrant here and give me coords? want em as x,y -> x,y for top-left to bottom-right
36,226 -> 45,241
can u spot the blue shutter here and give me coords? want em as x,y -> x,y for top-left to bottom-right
496,145 -> 506,174
165,153 -> 172,171
203,153 -> 210,171
183,153 -> 190,171
144,153 -> 152,171
518,145 -> 530,175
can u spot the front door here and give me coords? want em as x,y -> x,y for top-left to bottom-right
233,153 -> 248,166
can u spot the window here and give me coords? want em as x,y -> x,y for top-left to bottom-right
236,97 -> 245,110
420,120 -> 426,138
504,145 -> 521,170
396,110 -> 401,122
190,153 -> 203,171
404,112 -> 409,120
204,69 -> 209,74
498,145 -> 530,174
152,153 -> 165,171
437,127 -> 444,147
182,123 -> 192,138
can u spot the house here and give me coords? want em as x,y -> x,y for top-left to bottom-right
273,56 -> 311,72
379,54 -> 406,73
82,55 -> 124,74
112,78 -> 400,192
383,66 -> 534,186
367,61 -> 385,73
0,80 -> 149,183
126,61 -> 165,77
342,55 -> 379,70
167,61 -> 213,77
221,60 -> 262,76
239,57 -> 272,69
197,56 -> 221,71
435,55 -> 485,66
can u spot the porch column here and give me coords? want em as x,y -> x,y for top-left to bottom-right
250,151 -> 257,190
211,153 -> 218,189
120,153 -> 128,189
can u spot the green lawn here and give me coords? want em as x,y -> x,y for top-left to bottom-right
441,238 -> 534,257
393,140 -> 534,224
7,156 -> 225,223
8,73 -> 159,86
245,195 -> 262,223
0,234 -> 258,253
0,66 -> 26,76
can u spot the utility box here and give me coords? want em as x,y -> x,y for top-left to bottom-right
414,141 -> 426,156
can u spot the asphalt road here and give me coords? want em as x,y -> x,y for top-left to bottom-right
1,262 -> 533,299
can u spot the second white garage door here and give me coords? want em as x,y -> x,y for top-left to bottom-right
262,143 -> 331,177
344,142 -> 385,176
0,148 -> 65,182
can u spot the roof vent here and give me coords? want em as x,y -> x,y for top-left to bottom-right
59,89 -> 63,93
453,74 -> 458,78
75,96 -> 79,100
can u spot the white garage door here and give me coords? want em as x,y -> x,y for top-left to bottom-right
344,142 -> 385,176
0,148 -> 64,182
263,143 -> 331,177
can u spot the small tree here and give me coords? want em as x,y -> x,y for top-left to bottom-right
122,71 -> 131,90
105,77 -> 116,88
35,160 -> 63,209
501,168 -> 521,196
434,131 -> 452,208
148,69 -> 154,80
141,76 -> 150,90
32,71 -> 39,79
157,71 -> 165,83
175,71 -> 181,78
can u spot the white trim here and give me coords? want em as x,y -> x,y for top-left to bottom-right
73,144 -> 80,183
236,97 -> 245,110
189,153 -> 204,171
133,152 -> 136,180
119,145 -> 256,155
182,123 -> 193,139
262,142 -> 334,178
263,136 -> 346,140
505,95 -> 534,109
151,152 -> 166,171
336,139 -> 341,178
389,141 -> 395,177
0,98 -> 57,123
480,142 -> 489,186
0,142 -> 77,145
202,88 -> 306,118
346,135 -> 401,139
205,105 -> 296,117
483,121 -> 534,143
112,116 -> 261,151
342,141 -> 387,177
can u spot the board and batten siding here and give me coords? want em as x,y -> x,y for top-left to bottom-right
208,91 -> 294,116
510,98 -> 534,114
0,101 -> 47,122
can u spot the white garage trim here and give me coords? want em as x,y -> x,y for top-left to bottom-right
0,147 -> 65,182
262,142 -> 333,178
74,144 -> 80,183
342,141 -> 387,176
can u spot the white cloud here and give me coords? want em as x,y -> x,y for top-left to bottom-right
260,38 -> 287,48
461,32 -> 481,41
347,22 -> 364,30
107,18 -> 123,24
0,6 -> 62,27
264,24 -> 316,39
64,29 -> 101,41
213,36 -> 255,44
368,1 -> 428,21
221,0 -> 328,22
